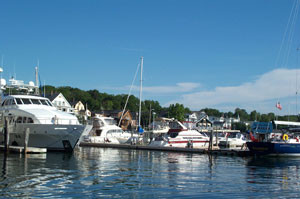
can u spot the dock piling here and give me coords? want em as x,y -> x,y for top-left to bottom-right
4,117 -> 9,153
24,128 -> 30,154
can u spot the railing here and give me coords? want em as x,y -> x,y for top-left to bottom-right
37,118 -> 80,125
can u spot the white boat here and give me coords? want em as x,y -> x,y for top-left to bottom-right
82,115 -> 133,144
218,132 -> 247,148
149,120 -> 209,148
0,72 -> 90,151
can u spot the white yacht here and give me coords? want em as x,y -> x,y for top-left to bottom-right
82,115 -> 133,144
0,71 -> 90,151
149,120 -> 209,148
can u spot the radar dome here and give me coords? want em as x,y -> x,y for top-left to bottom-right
29,81 -> 35,86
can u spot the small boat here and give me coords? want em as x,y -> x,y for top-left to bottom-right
82,115 -> 133,144
218,132 -> 247,148
149,120 -> 209,148
246,121 -> 300,156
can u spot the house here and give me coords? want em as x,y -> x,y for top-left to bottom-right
94,110 -> 137,130
46,93 -> 74,114
71,101 -> 91,120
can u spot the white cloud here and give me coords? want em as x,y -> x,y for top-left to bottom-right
166,68 -> 299,113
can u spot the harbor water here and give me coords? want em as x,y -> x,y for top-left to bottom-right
1,147 -> 300,198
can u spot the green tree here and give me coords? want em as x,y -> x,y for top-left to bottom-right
169,103 -> 187,121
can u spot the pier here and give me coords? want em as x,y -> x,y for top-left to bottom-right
0,145 -> 47,154
79,142 -> 253,157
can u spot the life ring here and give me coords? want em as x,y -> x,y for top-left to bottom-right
283,134 -> 289,141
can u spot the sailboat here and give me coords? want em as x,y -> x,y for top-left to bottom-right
246,1 -> 300,156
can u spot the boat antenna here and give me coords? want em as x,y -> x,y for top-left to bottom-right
35,60 -> 39,95
138,56 -> 143,129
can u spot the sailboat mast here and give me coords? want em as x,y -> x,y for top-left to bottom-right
138,56 -> 143,128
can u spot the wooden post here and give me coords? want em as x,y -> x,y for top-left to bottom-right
208,130 -> 213,151
4,117 -> 9,153
23,128 -> 30,154
215,130 -> 218,146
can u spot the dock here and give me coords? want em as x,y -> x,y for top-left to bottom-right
0,145 -> 47,154
79,142 -> 253,157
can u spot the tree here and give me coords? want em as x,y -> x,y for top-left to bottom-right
168,103 -> 188,121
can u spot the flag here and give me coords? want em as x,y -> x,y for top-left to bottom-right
275,101 -> 282,110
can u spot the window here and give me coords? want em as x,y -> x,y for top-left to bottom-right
22,98 -> 32,104
46,100 -> 53,106
40,100 -> 48,105
16,117 -> 22,123
11,99 -> 16,105
27,118 -> 34,123
15,98 -> 23,105
22,117 -> 27,123
31,99 -> 41,105
4,100 -> 9,106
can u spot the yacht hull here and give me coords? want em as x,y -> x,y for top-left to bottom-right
0,124 -> 86,151
246,142 -> 300,156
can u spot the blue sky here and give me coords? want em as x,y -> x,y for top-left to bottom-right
1,0 -> 300,115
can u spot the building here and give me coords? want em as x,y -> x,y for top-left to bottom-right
71,101 -> 91,119
46,93 -> 74,114
94,110 -> 137,130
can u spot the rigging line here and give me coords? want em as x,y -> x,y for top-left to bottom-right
118,63 -> 140,127
283,0 -> 300,67
275,0 -> 297,68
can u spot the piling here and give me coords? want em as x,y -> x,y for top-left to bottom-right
208,130 -> 213,151
23,128 -> 30,154
4,118 -> 9,153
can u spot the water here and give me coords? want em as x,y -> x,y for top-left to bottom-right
1,147 -> 300,198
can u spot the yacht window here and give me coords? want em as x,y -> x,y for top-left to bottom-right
170,132 -> 179,138
15,98 -> 23,105
4,100 -> 9,106
46,100 -> 53,106
16,117 -> 22,123
22,98 -> 32,104
1,100 -> 5,106
40,100 -> 48,105
31,99 -> 41,105
23,117 -> 27,123
27,118 -> 34,123
11,99 -> 16,105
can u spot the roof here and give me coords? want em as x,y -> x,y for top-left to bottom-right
45,93 -> 60,101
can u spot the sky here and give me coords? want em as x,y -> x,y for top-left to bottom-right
1,0 -> 300,115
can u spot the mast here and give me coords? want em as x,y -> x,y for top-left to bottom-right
138,56 -> 143,129
35,60 -> 39,95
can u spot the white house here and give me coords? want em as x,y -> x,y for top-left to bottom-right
47,93 -> 74,114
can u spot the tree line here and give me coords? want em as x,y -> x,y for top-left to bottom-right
42,86 -> 298,127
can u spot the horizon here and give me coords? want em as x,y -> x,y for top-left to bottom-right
1,0 -> 300,116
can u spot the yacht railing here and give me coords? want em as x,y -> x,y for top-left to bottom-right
37,118 -> 80,125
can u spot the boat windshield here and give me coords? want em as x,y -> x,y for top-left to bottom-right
105,119 -> 116,125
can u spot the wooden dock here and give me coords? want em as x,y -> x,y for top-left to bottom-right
0,145 -> 47,154
80,142 -> 253,157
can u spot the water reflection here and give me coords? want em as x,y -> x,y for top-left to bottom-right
1,148 -> 300,198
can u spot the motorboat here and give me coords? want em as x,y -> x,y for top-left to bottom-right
82,115 -> 133,144
149,120 -> 209,148
0,73 -> 90,151
218,132 -> 247,148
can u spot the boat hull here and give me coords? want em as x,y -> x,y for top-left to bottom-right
246,141 -> 300,156
0,124 -> 87,151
